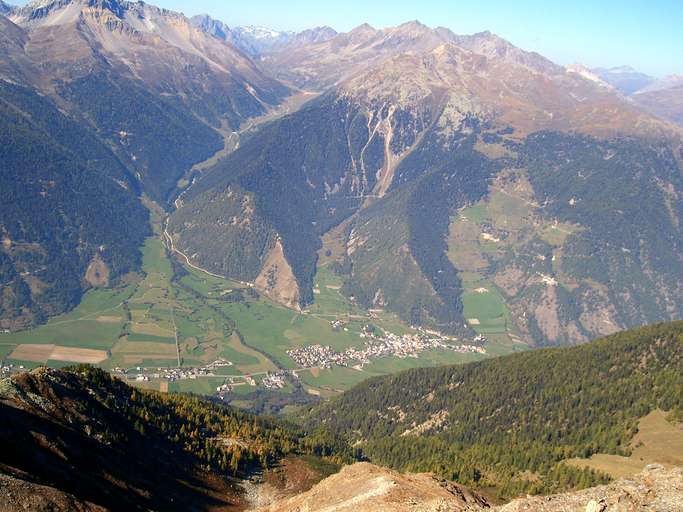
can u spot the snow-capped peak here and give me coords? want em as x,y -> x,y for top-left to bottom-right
236,25 -> 291,39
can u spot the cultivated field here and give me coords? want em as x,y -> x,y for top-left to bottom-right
9,344 -> 108,364
1,208 -> 511,397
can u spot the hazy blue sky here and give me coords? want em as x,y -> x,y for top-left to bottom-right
13,0 -> 683,76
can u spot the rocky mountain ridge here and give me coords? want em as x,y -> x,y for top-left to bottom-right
253,462 -> 683,512
168,20 -> 683,343
190,13 -> 337,58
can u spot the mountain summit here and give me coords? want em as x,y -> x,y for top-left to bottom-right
190,14 -> 337,57
168,20 -> 683,344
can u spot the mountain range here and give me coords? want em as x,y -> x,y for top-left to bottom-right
1,0 -> 683,347
591,66 -> 683,127
0,0 -> 287,328
2,3 -> 683,509
190,14 -> 337,58
169,20 -> 683,344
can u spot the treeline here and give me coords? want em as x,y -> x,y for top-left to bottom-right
302,321 -> 683,497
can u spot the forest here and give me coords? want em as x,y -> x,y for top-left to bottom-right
1,364 -> 354,510
0,81 -> 149,328
303,321 -> 683,497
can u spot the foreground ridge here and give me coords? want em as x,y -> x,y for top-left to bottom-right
254,462 -> 683,512
497,464 -> 682,512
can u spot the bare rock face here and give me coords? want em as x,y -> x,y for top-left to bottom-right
253,463 -> 683,512
252,462 -> 490,511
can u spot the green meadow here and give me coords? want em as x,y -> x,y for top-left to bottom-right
2,217 -> 514,396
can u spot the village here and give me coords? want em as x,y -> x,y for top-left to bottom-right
1,324 -> 487,401
113,357 -> 234,383
214,370 -> 287,399
287,324 -> 487,369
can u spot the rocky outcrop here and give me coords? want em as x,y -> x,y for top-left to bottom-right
252,462 -> 490,512
497,464 -> 682,512
255,239 -> 301,309
253,463 -> 683,512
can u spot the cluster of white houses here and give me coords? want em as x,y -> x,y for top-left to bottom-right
287,325 -> 486,369
114,358 -> 233,382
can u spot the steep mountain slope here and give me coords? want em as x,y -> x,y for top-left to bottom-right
168,23 -> 683,342
0,366 -> 349,511
303,321 -> 683,496
0,13 -> 35,81
0,75 -> 149,330
168,93 -> 373,308
588,68 -> 683,128
0,0 -> 303,331
9,0 -> 289,203
632,78 -> 683,127
0,15 -> 156,331
637,74 -> 683,93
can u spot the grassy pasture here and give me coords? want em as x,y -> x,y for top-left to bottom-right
1,318 -> 124,350
301,366 -> 371,392
221,332 -> 275,373
566,410 -> 683,478
169,377 -> 232,395
0,344 -> 18,358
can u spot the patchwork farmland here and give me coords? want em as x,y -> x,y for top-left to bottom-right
1,214 -> 514,401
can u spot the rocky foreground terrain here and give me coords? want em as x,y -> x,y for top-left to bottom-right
254,462 -> 683,512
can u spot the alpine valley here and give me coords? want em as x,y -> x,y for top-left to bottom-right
2,0 -> 683,403
2,2 -> 683,509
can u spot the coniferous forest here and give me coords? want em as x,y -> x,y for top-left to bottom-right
303,321 -> 683,497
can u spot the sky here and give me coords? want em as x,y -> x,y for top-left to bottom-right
13,0 -> 683,76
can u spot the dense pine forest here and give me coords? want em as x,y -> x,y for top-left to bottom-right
303,321 -> 683,497
0,81 -> 149,329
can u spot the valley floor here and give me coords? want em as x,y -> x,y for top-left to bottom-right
0,214 -> 515,406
